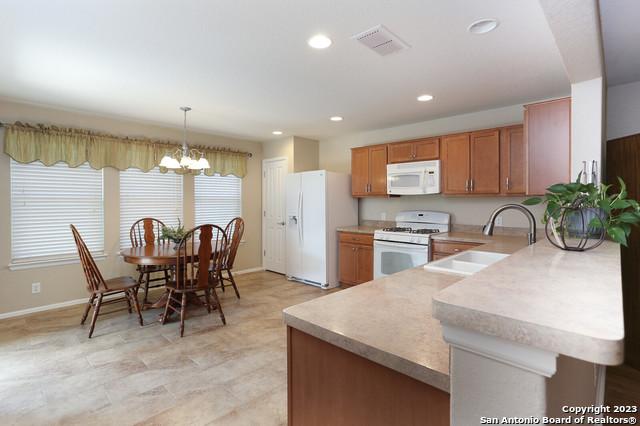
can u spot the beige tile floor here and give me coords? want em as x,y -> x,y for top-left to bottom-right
0,271 -> 329,426
1,270 -> 638,425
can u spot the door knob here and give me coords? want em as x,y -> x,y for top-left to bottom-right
277,221 -> 286,226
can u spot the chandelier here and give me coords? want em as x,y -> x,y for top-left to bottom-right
159,107 -> 210,170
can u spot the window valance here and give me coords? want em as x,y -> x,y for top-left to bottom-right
2,122 -> 249,177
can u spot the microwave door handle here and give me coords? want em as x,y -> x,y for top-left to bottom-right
423,170 -> 428,193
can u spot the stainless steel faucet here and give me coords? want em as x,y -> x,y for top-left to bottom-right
482,204 -> 537,245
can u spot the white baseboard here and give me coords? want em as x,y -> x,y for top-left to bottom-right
0,297 -> 90,320
0,266 -> 267,320
232,266 -> 265,275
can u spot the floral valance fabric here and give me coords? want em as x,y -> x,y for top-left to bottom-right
3,122 -> 248,177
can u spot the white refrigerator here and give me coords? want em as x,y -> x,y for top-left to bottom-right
285,170 -> 358,289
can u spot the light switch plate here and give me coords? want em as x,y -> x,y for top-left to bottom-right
495,216 -> 503,227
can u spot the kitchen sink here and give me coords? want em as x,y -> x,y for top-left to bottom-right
424,250 -> 509,276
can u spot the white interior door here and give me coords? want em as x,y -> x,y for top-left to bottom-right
262,157 -> 288,273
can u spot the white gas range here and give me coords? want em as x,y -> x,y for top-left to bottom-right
373,210 -> 451,279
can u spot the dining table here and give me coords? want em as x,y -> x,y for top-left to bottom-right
120,243 -> 210,318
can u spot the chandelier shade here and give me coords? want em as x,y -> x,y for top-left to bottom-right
160,107 -> 210,171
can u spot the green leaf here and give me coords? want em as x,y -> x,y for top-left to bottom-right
621,223 -> 632,236
611,199 -> 632,210
522,197 -> 542,206
608,226 -> 628,246
618,212 -> 640,224
617,177 -> 628,198
548,184 -> 568,193
565,182 -> 581,192
588,217 -> 604,229
598,199 -> 612,213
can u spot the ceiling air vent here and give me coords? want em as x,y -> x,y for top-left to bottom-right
351,24 -> 410,56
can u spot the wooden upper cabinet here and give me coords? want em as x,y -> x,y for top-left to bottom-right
388,138 -> 439,163
388,141 -> 414,163
442,133 -> 471,194
350,145 -> 388,197
470,130 -> 501,194
525,97 -> 571,195
500,125 -> 525,194
369,145 -> 388,195
351,147 -> 370,197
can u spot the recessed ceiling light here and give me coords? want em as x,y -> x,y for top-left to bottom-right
308,34 -> 332,49
272,130 -> 283,135
330,116 -> 343,122
417,94 -> 434,102
467,19 -> 499,35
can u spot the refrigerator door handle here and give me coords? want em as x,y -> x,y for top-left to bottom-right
297,190 -> 303,243
299,192 -> 304,243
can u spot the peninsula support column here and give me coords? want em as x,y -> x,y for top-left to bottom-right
442,324 -> 601,425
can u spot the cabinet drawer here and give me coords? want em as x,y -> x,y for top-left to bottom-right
339,232 -> 374,246
432,240 -> 481,255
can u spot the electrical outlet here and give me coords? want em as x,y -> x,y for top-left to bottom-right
495,216 -> 504,227
380,212 -> 387,220
31,282 -> 41,294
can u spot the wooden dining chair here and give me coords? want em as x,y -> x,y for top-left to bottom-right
130,218 -> 172,305
71,225 -> 143,338
162,224 -> 227,337
214,217 -> 244,299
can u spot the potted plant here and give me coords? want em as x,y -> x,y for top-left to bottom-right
161,219 -> 187,248
523,176 -> 640,250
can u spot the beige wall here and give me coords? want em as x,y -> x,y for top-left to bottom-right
263,137 -> 294,172
292,136 -> 319,172
607,80 -> 640,140
263,136 -> 319,173
318,103 -> 549,228
0,99 -> 263,315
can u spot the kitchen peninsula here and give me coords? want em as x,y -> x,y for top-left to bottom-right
283,232 -> 624,425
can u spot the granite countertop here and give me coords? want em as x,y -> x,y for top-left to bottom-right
283,231 -> 624,392
284,233 -> 528,392
335,225 -> 378,235
433,239 -> 624,365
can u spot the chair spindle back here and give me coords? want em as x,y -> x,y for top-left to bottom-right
175,225 -> 228,291
70,224 -> 106,292
130,218 -> 167,247
223,217 -> 244,269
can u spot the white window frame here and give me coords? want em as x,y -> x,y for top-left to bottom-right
9,160 -> 106,271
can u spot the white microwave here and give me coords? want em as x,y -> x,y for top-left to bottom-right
387,160 -> 440,195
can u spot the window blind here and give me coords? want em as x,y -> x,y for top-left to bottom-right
119,167 -> 183,248
10,160 -> 104,262
195,173 -> 242,230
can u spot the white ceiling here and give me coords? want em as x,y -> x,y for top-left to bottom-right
0,0 -> 569,141
599,0 -> 640,86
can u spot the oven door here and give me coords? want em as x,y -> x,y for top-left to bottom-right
373,240 -> 430,279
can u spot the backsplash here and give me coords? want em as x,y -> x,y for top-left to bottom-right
359,195 -> 546,229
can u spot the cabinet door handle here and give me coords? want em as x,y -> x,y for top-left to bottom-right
470,179 -> 474,192
506,177 -> 510,190
465,179 -> 469,192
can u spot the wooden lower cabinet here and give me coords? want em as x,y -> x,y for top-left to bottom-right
338,232 -> 373,285
431,240 -> 482,261
287,327 -> 450,426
